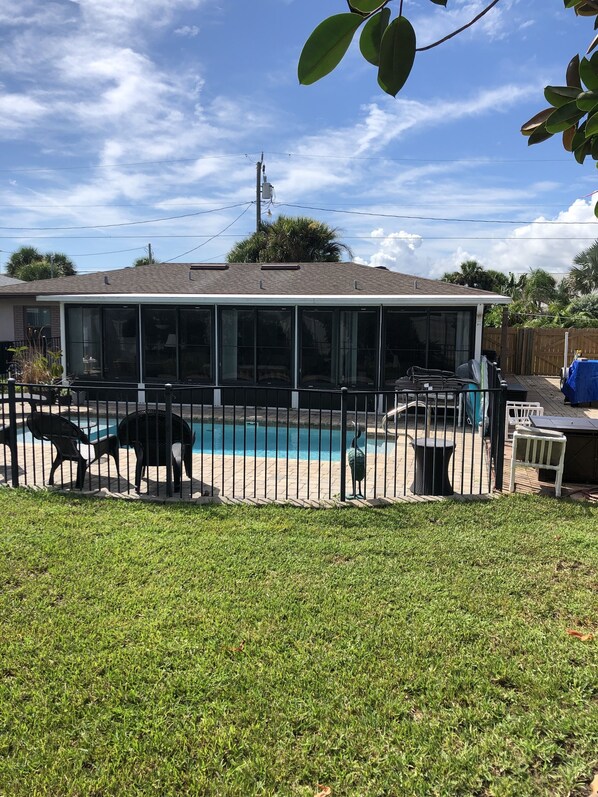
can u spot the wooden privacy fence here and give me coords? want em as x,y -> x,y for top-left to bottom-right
482,327 -> 598,375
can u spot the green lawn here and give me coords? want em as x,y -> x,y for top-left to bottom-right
0,490 -> 596,797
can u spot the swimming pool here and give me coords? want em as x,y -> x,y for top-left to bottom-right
18,418 -> 389,462
192,422 -> 386,461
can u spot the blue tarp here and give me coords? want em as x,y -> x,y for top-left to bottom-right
561,359 -> 598,404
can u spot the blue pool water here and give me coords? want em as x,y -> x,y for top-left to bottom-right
19,419 -> 389,462
192,422 -> 386,461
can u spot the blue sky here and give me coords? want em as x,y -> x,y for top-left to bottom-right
0,0 -> 597,279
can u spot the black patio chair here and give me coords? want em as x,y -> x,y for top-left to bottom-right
117,409 -> 195,493
26,410 -> 120,489
0,423 -> 15,462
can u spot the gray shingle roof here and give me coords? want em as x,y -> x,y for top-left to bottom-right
0,261 -> 504,298
0,275 -> 23,287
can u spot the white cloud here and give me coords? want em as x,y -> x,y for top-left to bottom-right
486,199 -> 598,276
73,0 -> 205,37
174,25 -> 200,37
356,227 -> 427,274
0,93 -> 48,131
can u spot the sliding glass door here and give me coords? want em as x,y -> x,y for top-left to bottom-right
220,307 -> 293,385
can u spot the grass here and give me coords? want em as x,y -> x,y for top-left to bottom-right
0,490 -> 596,797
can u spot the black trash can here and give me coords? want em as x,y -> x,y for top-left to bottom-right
411,438 -> 454,496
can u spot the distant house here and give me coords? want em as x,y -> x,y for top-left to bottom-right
0,261 -> 509,406
0,275 -> 24,342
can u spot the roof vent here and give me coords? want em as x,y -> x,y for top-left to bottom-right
189,264 -> 229,280
354,280 -> 362,290
103,275 -> 110,285
189,264 -> 229,271
375,266 -> 389,270
260,264 -> 300,271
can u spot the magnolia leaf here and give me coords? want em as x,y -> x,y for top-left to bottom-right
591,135 -> 598,157
544,85 -> 582,107
429,0 -> 448,5
589,32 -> 598,53
563,124 -> 577,151
360,8 -> 391,66
298,14 -> 364,85
585,110 -> 598,136
377,16 -> 416,97
580,54 -> 598,91
567,54 -> 582,87
572,119 -> 588,149
350,0 -> 381,14
576,90 -> 598,110
564,0 -> 583,7
545,101 -> 585,132
574,138 -> 592,163
527,125 -> 555,146
521,107 -> 555,135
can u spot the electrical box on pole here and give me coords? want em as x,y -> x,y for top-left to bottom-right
256,153 -> 274,232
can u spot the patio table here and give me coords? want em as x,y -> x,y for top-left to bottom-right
530,415 -> 598,484
411,437 -> 454,496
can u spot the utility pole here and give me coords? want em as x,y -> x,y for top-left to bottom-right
147,243 -> 153,264
256,153 -> 263,233
256,153 -> 274,233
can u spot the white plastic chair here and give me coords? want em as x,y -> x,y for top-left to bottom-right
505,401 -> 544,441
509,426 -> 567,498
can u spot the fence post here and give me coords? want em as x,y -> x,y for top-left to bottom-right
494,378 -> 508,491
165,383 -> 173,498
339,387 -> 348,502
7,378 -> 19,488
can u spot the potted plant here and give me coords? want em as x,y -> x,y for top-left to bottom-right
7,345 -> 70,405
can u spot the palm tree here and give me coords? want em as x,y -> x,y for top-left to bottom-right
133,256 -> 154,267
522,268 -> 557,311
569,240 -> 598,295
6,246 -> 43,277
5,246 -> 76,281
227,215 -> 352,263
442,260 -> 508,292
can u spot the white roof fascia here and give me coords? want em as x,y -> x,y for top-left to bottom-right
40,293 -> 511,306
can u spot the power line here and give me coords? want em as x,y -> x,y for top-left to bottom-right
265,150 -> 572,164
0,153 -> 256,174
2,233 -> 598,242
276,202 -> 598,226
0,150 -> 573,176
0,202 -> 253,231
0,245 -> 146,258
164,204 -> 252,262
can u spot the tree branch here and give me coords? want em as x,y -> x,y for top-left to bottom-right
416,0 -> 502,52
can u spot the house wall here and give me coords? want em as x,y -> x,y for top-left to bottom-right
0,299 -> 18,340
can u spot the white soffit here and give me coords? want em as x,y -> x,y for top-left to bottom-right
42,293 -> 510,306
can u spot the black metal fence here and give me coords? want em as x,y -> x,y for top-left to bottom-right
0,375 -> 507,503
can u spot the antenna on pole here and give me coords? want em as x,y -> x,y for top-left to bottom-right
256,153 -> 274,233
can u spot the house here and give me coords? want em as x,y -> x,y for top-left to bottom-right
0,261 -> 509,407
